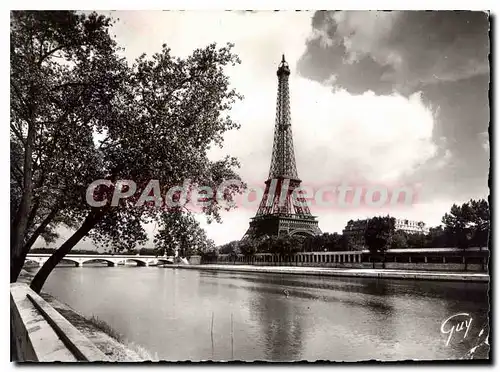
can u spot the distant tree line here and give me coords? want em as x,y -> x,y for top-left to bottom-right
213,199 -> 490,261
364,198 -> 489,254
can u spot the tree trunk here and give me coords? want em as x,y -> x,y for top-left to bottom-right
30,212 -> 100,293
25,198 -> 41,233
11,120 -> 36,283
11,250 -> 29,284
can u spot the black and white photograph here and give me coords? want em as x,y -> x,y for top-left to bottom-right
9,7 -> 492,363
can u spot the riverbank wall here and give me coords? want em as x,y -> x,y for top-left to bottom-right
11,270 -> 154,362
10,283 -> 111,362
167,264 -> 489,282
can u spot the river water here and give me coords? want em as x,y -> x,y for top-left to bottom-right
34,265 -> 489,361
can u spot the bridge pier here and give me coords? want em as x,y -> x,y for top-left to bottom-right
75,262 -> 82,268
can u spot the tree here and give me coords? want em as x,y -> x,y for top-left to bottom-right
364,216 -> 395,268
323,232 -> 343,251
442,199 -> 490,270
198,239 -> 216,259
390,230 -> 408,249
165,247 -> 176,256
11,11 -> 127,283
442,203 -> 473,248
407,232 -> 426,248
26,31 -> 244,291
227,250 -> 238,264
342,234 -> 363,251
468,199 -> 490,248
254,234 -> 303,265
138,248 -> 156,256
153,209 -> 214,259
442,199 -> 490,249
218,240 -> 239,264
238,239 -> 257,263
277,235 -> 303,264
218,240 -> 239,255
424,226 -> 447,248
302,235 -> 314,252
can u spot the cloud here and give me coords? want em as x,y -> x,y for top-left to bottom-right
298,10 -> 490,206
291,80 -> 437,184
299,11 -> 490,93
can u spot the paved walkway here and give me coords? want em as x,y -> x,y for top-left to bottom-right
167,264 -> 489,282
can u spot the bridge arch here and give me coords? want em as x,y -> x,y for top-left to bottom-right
80,258 -> 117,267
113,258 -> 150,267
59,257 -> 81,266
157,257 -> 174,265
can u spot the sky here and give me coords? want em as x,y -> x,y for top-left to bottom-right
40,10 -> 490,249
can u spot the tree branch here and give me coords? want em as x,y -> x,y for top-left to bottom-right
10,124 -> 26,146
23,203 -> 61,253
37,45 -> 64,66
11,163 -> 24,190
11,81 -> 29,113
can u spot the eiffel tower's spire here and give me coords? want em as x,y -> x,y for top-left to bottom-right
268,53 -> 297,180
277,53 -> 290,77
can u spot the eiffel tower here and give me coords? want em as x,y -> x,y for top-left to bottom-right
243,55 -> 321,239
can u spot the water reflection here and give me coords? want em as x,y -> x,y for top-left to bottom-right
247,285 -> 305,360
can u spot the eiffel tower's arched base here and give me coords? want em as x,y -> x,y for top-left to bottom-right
243,213 -> 321,240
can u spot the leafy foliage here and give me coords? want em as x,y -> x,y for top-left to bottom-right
11,10 -> 125,282
153,209 -> 215,258
364,216 -> 396,254
266,235 -> 304,257
407,232 -> 426,248
302,232 -> 345,252
442,199 -> 490,249
238,238 -> 257,258
424,226 -> 448,248
200,200 -> 491,266
218,240 -> 239,255
390,230 -> 408,249
11,11 -> 245,290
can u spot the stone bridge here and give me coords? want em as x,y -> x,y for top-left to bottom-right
25,254 -> 175,267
